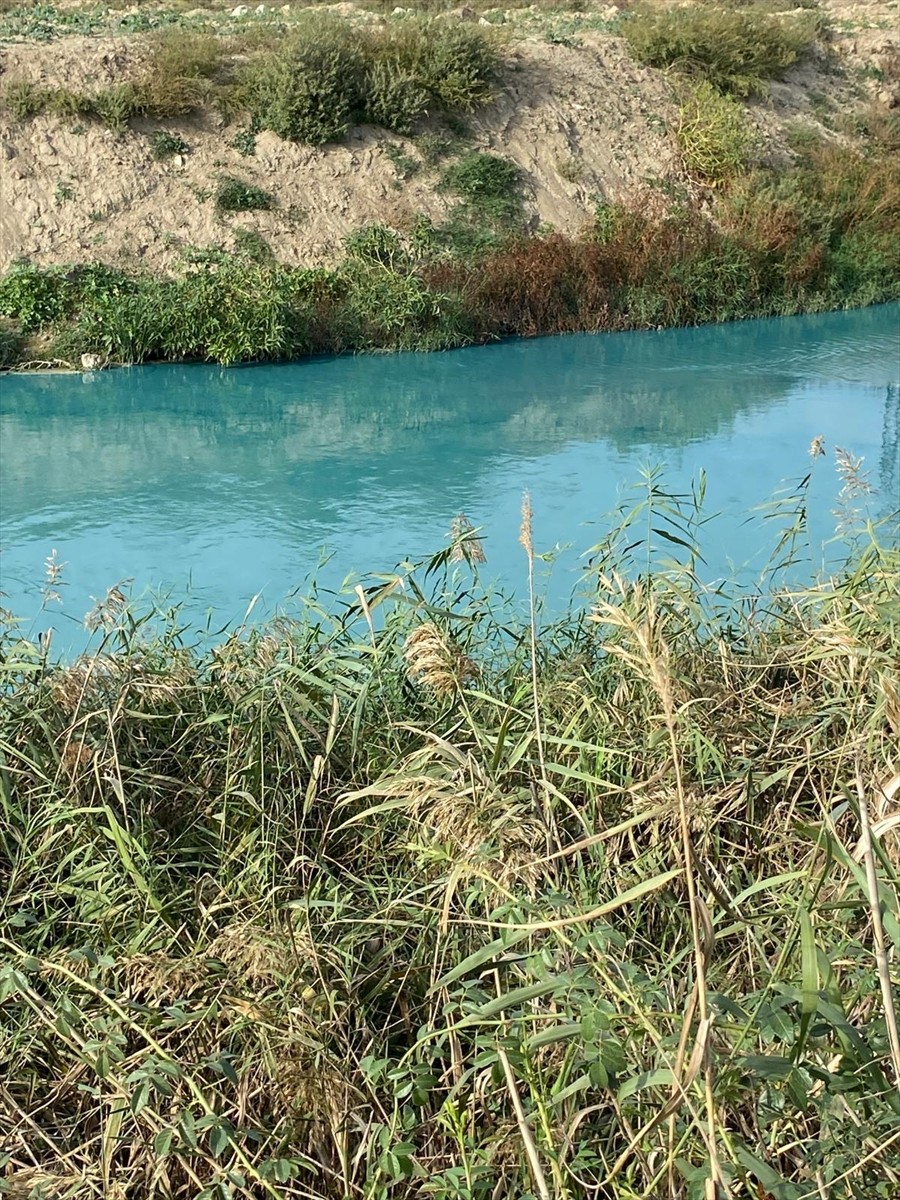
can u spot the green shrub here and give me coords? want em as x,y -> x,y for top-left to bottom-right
245,16 -> 497,145
0,261 -> 134,333
365,60 -> 430,135
138,29 -> 225,117
439,150 -> 522,223
415,21 -> 498,111
677,80 -> 756,182
148,129 -> 191,160
343,224 -> 409,268
0,322 -> 24,367
229,127 -> 258,157
623,5 -> 819,96
0,262 -> 74,332
214,176 -> 275,213
244,21 -> 365,145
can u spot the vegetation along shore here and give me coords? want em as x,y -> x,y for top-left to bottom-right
0,0 -> 898,366
2,471 -> 900,1197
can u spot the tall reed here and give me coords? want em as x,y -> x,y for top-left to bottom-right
1,470 -> 898,1199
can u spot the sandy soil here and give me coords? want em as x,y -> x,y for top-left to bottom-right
0,0 -> 896,272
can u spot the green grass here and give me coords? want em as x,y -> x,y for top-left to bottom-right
2,476 -> 899,1199
438,150 -> 523,225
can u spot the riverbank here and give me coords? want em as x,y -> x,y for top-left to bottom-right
2,503 -> 899,1198
2,135 -> 898,367
1,0 -> 898,367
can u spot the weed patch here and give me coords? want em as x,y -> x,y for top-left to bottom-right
439,150 -> 523,224
148,129 -> 191,159
213,175 -> 274,213
676,80 -> 757,182
623,5 -> 820,96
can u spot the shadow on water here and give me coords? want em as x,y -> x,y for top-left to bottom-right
1,303 -> 898,637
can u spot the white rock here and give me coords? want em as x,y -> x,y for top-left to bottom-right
230,5 -> 248,15
255,3 -> 266,11
81,353 -> 104,371
392,5 -> 408,12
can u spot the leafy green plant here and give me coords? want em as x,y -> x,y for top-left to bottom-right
243,19 -> 366,145
148,129 -> 191,160
623,5 -> 820,96
0,322 -> 24,367
415,130 -> 457,165
214,175 -> 275,213
229,127 -> 258,157
87,83 -> 140,130
439,150 -> 522,224
232,227 -> 275,262
1,79 -> 51,119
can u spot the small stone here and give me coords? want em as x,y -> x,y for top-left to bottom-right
1,142 -> 16,160
255,2 -> 266,10
230,4 -> 248,14
81,353 -> 104,371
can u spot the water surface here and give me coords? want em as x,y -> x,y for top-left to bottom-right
1,304 -> 898,642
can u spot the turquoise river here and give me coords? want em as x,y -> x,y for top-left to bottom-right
1,303 -> 898,647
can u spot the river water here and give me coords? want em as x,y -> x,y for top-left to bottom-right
1,304 -> 898,643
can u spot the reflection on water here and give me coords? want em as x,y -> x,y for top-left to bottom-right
1,303 -> 898,637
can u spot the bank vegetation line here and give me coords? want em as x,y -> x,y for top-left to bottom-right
1,463 -> 898,1199
1,134 -> 898,369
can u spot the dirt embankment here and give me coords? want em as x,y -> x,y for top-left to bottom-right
0,0 -> 896,274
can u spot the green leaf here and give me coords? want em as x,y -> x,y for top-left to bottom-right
209,1122 -> 230,1157
153,1128 -> 174,1158
474,978 -> 571,1019
798,907 -> 818,1015
430,930 -> 531,992
526,1022 -> 583,1050
551,1072 -> 592,1106
738,1055 -> 793,1081
733,1142 -> 804,1199
617,1068 -> 674,1103
130,1077 -> 151,1115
